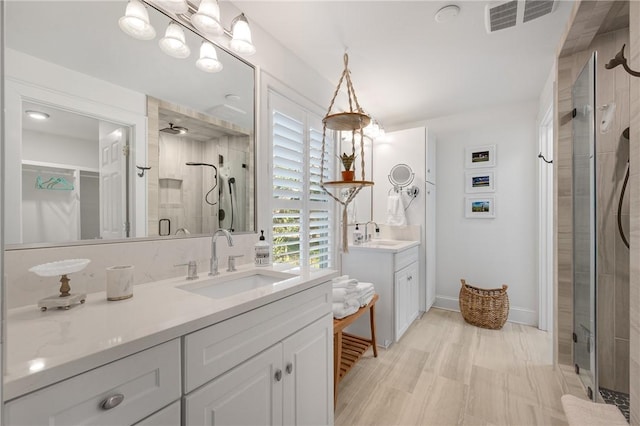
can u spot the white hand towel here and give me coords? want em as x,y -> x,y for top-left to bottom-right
333,287 -> 358,302
386,194 -> 407,226
332,275 -> 349,283
360,292 -> 375,307
333,300 -> 360,319
333,278 -> 358,289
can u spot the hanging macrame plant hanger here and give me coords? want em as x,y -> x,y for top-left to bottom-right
320,53 -> 374,253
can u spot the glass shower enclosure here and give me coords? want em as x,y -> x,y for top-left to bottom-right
572,52 -> 597,400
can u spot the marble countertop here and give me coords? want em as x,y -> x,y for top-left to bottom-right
346,239 -> 420,253
4,263 -> 338,401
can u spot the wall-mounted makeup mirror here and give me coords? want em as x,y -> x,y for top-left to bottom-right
3,0 -> 256,247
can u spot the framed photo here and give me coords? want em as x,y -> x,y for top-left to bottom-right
465,145 -> 496,168
465,170 -> 495,193
465,196 -> 495,218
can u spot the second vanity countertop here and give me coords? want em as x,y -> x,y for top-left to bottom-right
346,239 -> 419,253
4,263 -> 337,401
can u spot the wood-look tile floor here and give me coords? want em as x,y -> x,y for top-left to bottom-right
335,308 -> 586,426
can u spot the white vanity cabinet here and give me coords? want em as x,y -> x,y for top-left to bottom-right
5,339 -> 181,425
342,243 -> 420,346
183,282 -> 333,426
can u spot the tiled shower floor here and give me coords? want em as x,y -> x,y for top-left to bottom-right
600,387 -> 630,423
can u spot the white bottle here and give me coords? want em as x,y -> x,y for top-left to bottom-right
255,230 -> 271,266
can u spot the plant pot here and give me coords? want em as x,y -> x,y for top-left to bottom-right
341,170 -> 355,181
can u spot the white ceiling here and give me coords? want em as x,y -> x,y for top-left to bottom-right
236,0 -> 574,127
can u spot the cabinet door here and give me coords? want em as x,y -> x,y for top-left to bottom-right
184,345 -> 283,426
282,314 -> 333,426
395,262 -> 420,341
394,267 -> 410,341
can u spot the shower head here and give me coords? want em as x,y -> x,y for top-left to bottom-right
160,122 -> 188,135
605,44 -> 628,70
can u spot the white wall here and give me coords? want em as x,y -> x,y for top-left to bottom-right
428,101 -> 539,326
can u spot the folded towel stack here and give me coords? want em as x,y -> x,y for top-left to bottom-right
332,275 -> 376,319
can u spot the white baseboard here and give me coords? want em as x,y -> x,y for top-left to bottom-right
433,296 -> 537,326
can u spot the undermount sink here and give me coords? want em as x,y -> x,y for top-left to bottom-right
178,271 -> 296,299
365,240 -> 403,246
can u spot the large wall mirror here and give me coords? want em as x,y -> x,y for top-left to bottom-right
3,0 -> 256,248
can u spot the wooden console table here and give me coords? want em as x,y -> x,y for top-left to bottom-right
333,293 -> 378,406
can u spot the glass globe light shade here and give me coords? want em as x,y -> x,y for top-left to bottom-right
159,21 -> 191,59
196,41 -> 223,73
118,0 -> 156,40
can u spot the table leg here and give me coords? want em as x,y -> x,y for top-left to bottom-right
334,331 -> 343,407
369,304 -> 378,358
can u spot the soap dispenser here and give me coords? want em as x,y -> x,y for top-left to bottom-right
254,230 -> 271,266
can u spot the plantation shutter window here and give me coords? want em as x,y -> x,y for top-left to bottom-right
270,91 -> 335,268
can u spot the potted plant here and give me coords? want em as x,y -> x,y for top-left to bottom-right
339,152 -> 356,181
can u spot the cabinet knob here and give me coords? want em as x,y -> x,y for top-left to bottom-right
285,362 -> 293,374
100,393 -> 125,410
408,275 -> 412,281
275,369 -> 283,381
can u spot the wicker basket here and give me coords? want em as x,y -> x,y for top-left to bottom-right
459,279 -> 509,329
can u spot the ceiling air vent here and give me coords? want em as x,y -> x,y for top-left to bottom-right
485,0 -> 557,33
523,0 -> 556,23
485,0 -> 518,32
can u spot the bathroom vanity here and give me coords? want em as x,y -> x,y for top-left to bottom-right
341,240 -> 420,347
4,265 -> 336,425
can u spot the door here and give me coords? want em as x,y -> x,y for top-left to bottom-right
184,344 -> 283,425
99,125 -> 128,239
572,52 -> 597,399
282,314 -> 333,425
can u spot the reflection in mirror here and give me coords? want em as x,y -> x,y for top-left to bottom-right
149,98 -> 253,236
20,102 -> 131,244
4,0 -> 255,247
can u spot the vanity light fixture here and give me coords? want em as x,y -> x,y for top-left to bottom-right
118,0 -> 156,41
229,13 -> 256,56
196,41 -> 223,73
25,110 -> 50,120
191,0 -> 224,36
159,21 -> 191,58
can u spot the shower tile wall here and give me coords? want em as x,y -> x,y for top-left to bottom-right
555,1 -> 631,395
592,28 -> 630,394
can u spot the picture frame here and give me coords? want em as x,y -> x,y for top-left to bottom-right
465,170 -> 495,193
465,196 -> 495,218
465,144 -> 496,168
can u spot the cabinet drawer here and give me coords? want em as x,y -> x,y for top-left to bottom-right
6,339 -> 181,426
395,246 -> 419,271
184,282 -> 331,393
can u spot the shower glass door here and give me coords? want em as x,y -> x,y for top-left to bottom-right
572,52 -> 597,399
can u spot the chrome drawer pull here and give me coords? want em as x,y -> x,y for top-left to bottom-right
100,393 -> 125,410
285,362 -> 293,374
275,369 -> 283,381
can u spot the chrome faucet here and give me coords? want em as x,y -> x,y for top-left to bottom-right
210,229 -> 233,276
364,221 -> 380,242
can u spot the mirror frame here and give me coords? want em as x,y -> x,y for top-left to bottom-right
3,0 -> 258,250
